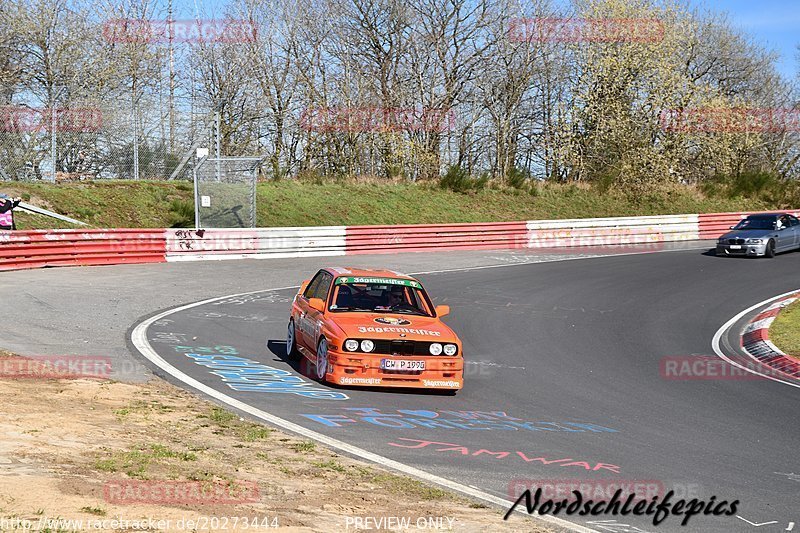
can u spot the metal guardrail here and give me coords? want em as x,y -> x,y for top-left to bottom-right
0,210 -> 794,271
0,229 -> 166,271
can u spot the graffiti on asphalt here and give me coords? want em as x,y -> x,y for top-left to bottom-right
300,408 -> 617,432
212,292 -> 291,306
389,438 -> 621,472
172,344 -> 348,400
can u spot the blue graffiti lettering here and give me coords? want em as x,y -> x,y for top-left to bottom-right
184,353 -> 349,401
301,408 -> 617,432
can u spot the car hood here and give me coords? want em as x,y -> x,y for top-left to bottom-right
719,229 -> 777,240
330,313 -> 457,342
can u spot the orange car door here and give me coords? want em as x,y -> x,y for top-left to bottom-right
304,271 -> 333,354
297,271 -> 324,349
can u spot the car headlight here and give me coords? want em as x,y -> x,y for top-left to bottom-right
344,339 -> 359,352
745,238 -> 763,244
360,339 -> 375,352
443,344 -> 457,356
429,343 -> 443,355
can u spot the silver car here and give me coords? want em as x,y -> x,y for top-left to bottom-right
716,213 -> 800,258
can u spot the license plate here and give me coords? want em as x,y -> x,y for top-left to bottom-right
730,245 -> 742,249
381,359 -> 425,371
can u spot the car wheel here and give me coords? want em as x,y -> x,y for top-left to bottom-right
315,338 -> 329,383
286,320 -> 299,360
765,239 -> 776,258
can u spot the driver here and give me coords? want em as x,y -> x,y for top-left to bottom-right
387,286 -> 413,311
388,288 -> 403,305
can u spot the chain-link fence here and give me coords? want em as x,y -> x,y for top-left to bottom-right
0,100 -> 214,182
194,156 -> 263,228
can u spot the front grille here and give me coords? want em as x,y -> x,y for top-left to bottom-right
728,238 -> 745,245
374,339 -> 432,356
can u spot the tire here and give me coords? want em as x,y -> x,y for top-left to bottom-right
286,319 -> 300,360
765,239 -> 776,258
315,338 -> 329,383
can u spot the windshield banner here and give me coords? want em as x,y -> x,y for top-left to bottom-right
336,277 -> 421,288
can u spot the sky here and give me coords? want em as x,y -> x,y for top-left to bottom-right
696,0 -> 799,80
163,0 -> 799,81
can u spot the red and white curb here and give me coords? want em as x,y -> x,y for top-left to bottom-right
740,292 -> 800,378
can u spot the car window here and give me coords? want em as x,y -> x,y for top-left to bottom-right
734,217 -> 777,230
788,215 -> 799,227
314,272 -> 333,302
303,271 -> 325,299
329,276 -> 434,316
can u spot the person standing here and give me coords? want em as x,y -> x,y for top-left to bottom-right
0,196 -> 21,230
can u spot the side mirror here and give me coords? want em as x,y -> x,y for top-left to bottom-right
435,304 -> 450,317
308,298 -> 325,312
299,280 -> 310,294
729,226 -> 734,230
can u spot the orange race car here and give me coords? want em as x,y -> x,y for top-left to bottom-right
286,267 -> 464,392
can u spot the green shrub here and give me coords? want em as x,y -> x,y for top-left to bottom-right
168,199 -> 194,228
507,167 -> 529,189
700,171 -> 795,206
439,165 -> 487,193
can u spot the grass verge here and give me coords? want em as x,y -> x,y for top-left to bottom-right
0,179 -> 782,230
768,298 -> 800,361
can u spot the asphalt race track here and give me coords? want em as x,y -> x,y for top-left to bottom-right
131,248 -> 800,533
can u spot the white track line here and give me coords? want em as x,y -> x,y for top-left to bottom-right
711,289 -> 800,390
131,283 -> 596,532
130,247 -> 714,533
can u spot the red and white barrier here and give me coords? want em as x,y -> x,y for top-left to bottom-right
0,229 -> 166,271
526,214 -> 698,248
0,209 -> 794,271
165,227 -> 346,261
346,221 -> 528,254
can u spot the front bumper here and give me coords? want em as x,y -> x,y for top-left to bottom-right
326,351 -> 463,389
716,243 -> 767,257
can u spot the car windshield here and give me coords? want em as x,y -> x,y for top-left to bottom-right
329,277 -> 434,316
733,217 -> 777,230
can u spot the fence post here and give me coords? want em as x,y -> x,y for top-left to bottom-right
50,104 -> 57,182
50,86 -> 65,182
133,101 -> 140,180
193,160 -> 200,229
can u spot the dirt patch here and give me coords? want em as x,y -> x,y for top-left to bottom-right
0,365 -> 551,532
